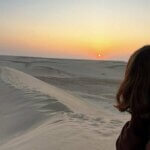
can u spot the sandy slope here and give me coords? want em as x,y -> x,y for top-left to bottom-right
0,56 -> 129,150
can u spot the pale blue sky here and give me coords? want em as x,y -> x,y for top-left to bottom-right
0,0 -> 150,60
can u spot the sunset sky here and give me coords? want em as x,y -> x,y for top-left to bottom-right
0,0 -> 150,61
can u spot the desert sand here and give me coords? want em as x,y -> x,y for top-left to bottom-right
0,55 -> 129,150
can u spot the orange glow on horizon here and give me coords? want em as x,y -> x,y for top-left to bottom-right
0,0 -> 150,60
0,21 -> 149,60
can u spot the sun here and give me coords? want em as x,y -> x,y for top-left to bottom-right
98,51 -> 102,57
97,51 -> 103,59
98,54 -> 101,57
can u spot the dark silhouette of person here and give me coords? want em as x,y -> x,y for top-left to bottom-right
115,45 -> 150,150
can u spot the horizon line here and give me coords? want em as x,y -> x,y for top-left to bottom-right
0,53 -> 127,63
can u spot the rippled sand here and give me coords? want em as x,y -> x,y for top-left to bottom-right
0,56 -> 129,150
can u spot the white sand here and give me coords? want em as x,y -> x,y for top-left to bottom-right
0,56 -> 129,150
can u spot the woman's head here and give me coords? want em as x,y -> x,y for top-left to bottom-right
116,45 -> 150,114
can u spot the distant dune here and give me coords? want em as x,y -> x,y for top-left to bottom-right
0,55 -> 129,150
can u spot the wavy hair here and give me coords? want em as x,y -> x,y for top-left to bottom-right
116,45 -> 150,115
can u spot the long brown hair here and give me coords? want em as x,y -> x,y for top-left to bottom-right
116,45 -> 150,115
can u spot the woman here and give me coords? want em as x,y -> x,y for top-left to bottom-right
116,45 -> 150,150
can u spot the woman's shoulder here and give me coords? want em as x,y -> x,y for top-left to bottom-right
146,141 -> 150,150
116,115 -> 150,150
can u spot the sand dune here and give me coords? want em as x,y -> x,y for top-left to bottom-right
0,56 -> 129,150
